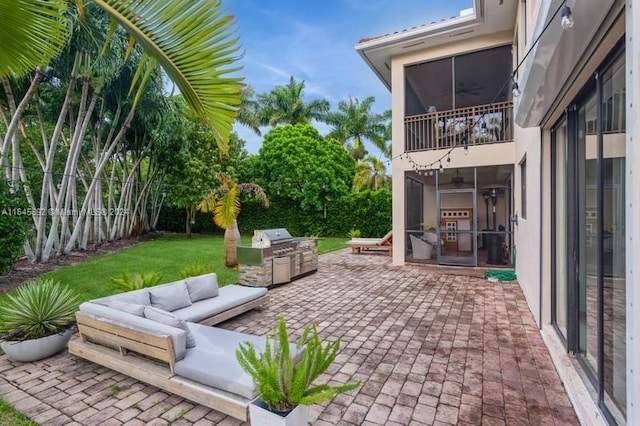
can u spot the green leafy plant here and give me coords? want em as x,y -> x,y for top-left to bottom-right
179,264 -> 212,279
110,272 -> 163,292
421,222 -> 436,232
236,317 -> 360,412
346,228 -> 361,238
0,279 -> 81,341
0,182 -> 33,274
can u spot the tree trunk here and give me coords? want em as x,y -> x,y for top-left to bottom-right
185,207 -> 193,237
224,220 -> 241,267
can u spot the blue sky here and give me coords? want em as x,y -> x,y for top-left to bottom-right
225,0 -> 473,154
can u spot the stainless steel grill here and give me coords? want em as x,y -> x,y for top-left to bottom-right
238,228 -> 318,287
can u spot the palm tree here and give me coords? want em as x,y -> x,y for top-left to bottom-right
236,86 -> 262,135
257,76 -> 329,126
326,96 -> 390,161
198,173 -> 268,267
0,0 -> 243,154
353,155 -> 391,192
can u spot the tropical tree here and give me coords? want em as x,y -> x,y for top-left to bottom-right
0,0 -> 243,263
257,76 -> 329,126
325,96 -> 390,161
353,155 -> 391,192
0,0 -> 243,150
198,173 -> 268,267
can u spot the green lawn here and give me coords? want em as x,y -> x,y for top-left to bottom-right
34,234 -> 346,302
0,400 -> 37,426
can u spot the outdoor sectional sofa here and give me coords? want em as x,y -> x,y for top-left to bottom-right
68,273 -> 272,421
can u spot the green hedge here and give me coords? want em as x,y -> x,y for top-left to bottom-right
0,182 -> 33,274
157,189 -> 392,238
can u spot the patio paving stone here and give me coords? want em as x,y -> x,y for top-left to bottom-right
0,249 -> 579,425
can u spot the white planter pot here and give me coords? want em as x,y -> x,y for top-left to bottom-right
423,232 -> 438,245
249,399 -> 310,426
0,328 -> 73,362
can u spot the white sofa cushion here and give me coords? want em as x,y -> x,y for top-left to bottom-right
144,306 -> 196,348
78,302 -> 187,360
175,323 -> 303,399
172,285 -> 267,323
175,324 -> 265,399
149,282 -> 192,312
185,273 -> 219,302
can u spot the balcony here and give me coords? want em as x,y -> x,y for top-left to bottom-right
404,101 -> 513,152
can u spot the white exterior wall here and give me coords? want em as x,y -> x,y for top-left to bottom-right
513,125 -> 542,325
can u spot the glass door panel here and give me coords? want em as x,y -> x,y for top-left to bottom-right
577,92 -> 599,376
553,120 -> 568,340
601,55 -> 626,423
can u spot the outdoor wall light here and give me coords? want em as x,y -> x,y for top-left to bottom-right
560,4 -> 574,30
511,80 -> 521,98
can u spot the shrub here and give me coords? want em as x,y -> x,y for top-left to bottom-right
347,229 -> 361,238
111,272 -> 163,292
0,279 -> 81,340
0,182 -> 33,274
179,264 -> 212,279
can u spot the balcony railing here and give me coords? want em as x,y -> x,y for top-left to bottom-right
404,101 -> 513,152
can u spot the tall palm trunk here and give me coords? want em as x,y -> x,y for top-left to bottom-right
224,219 -> 241,267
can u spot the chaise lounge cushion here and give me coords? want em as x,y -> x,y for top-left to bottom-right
149,282 -> 193,312
79,302 -> 188,360
175,323 -> 303,399
175,324 -> 264,399
172,285 -> 267,323
185,273 -> 219,302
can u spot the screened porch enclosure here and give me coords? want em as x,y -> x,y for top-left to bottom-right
404,45 -> 514,152
405,165 -> 514,267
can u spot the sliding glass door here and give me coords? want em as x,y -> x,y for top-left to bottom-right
551,51 -> 626,425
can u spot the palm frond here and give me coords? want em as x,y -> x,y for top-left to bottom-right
95,0 -> 244,153
0,0 -> 69,77
213,185 -> 240,229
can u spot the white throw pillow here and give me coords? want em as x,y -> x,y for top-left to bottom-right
102,300 -> 145,317
185,273 -> 219,302
144,306 -> 196,348
149,282 -> 192,312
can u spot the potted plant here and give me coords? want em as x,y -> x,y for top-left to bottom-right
422,222 -> 439,245
236,317 -> 360,425
0,278 -> 81,362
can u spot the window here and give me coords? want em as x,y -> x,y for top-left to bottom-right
520,156 -> 527,219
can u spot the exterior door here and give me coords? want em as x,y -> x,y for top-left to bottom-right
436,189 -> 477,266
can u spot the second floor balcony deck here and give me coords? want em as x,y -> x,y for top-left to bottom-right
404,101 -> 513,152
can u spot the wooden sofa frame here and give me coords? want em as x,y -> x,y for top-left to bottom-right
68,293 -> 269,421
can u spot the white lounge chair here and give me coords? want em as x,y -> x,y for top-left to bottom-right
346,231 -> 393,256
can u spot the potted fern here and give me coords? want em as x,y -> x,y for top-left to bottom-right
0,279 -> 81,362
236,318 -> 360,425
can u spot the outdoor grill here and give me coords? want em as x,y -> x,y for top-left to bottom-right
237,228 -> 318,287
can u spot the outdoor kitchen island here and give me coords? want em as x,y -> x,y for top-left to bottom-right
237,228 -> 318,287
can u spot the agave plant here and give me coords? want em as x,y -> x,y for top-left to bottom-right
0,279 -> 81,341
111,271 -> 163,292
236,317 -> 360,412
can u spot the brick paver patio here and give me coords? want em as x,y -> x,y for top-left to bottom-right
0,250 -> 579,425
